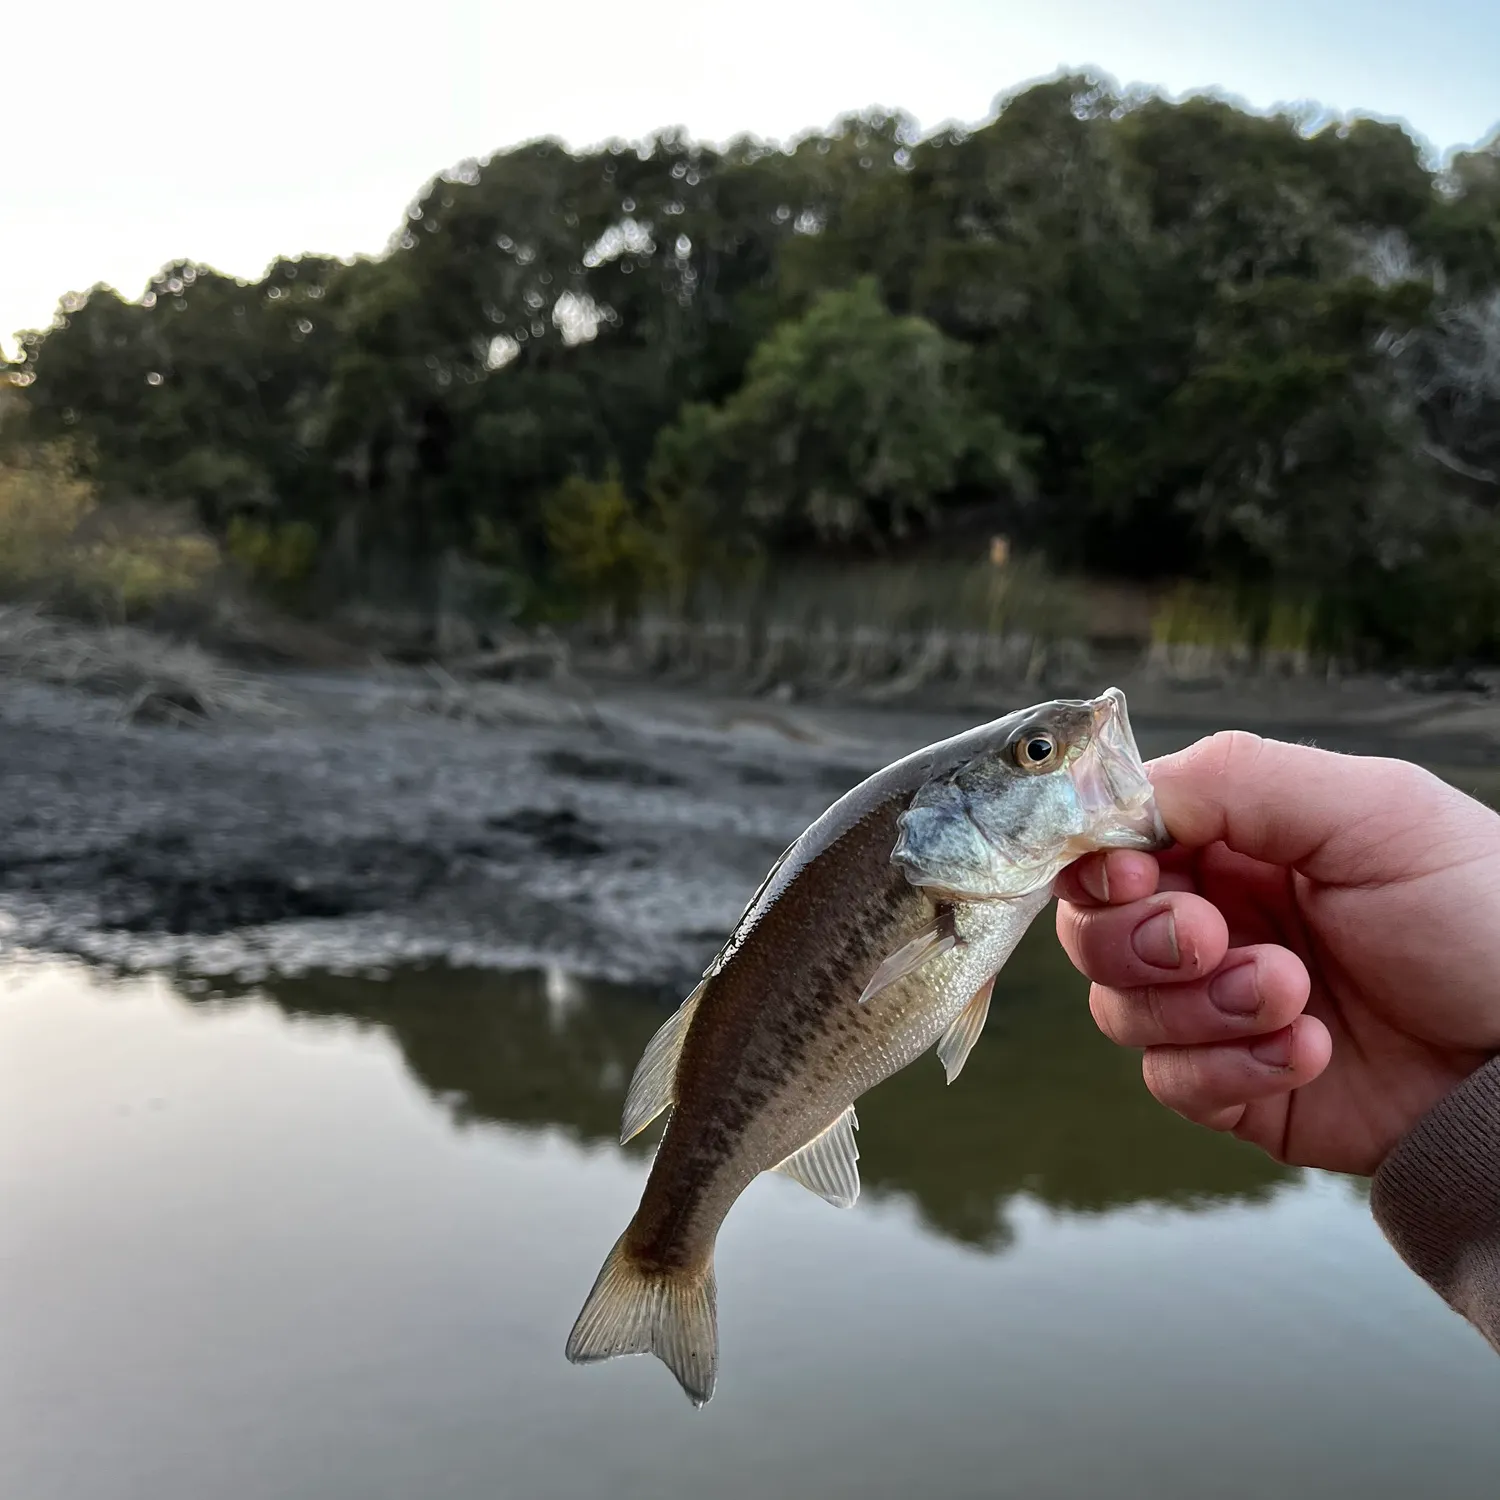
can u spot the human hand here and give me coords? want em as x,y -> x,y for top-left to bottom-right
1056,731 -> 1500,1174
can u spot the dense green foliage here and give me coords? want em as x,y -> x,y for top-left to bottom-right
6,76 -> 1500,660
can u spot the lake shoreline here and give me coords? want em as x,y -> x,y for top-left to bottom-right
5,662 -> 1500,987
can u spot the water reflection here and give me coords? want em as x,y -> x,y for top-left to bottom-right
174,921 -> 1292,1252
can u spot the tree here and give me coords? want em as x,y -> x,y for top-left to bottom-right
7,78 -> 1500,663
659,277 -> 1023,547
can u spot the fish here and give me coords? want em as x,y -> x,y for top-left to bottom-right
565,686 -> 1167,1406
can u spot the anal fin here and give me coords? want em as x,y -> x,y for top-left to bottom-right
772,1105 -> 860,1208
857,915 -> 957,1005
620,980 -> 705,1143
936,973 -> 995,1084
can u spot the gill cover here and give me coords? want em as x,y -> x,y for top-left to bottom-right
889,688 -> 1165,900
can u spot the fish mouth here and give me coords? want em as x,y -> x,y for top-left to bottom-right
1073,688 -> 1170,851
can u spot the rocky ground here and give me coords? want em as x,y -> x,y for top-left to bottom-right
5,656 -> 1500,990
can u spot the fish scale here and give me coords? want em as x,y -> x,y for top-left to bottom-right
566,687 -> 1167,1406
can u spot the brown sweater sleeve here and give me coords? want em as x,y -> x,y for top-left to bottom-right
1370,1055 -> 1500,1354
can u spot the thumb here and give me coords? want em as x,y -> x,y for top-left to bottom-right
1149,730 -> 1445,882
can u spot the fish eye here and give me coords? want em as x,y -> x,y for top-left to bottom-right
1013,728 -> 1059,770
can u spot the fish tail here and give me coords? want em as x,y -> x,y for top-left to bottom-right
565,1233 -> 718,1407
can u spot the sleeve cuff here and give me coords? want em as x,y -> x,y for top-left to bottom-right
1370,1054 -> 1500,1352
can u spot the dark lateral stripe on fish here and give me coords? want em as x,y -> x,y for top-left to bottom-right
626,800 -> 920,1265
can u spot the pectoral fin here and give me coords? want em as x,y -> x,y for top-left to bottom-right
936,974 -> 995,1084
857,916 -> 957,1005
620,980 -> 704,1143
772,1105 -> 861,1208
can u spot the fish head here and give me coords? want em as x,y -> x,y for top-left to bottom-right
891,686 -> 1169,900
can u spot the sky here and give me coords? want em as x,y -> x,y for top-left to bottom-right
3,0 -> 1498,359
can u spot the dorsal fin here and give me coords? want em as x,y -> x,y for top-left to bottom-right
619,981 -> 704,1143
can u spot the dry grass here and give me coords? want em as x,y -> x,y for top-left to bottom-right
592,617 -> 1107,701
583,566 -> 1337,700
372,659 -> 608,732
682,553 -> 1100,639
0,605 -> 279,725
1147,582 -> 1326,680
0,445 -> 220,620
703,565 -> 1339,694
567,553 -> 1124,699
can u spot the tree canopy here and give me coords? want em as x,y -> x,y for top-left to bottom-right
6,76 -> 1500,659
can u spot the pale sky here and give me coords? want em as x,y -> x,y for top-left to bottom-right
3,0 -> 1497,359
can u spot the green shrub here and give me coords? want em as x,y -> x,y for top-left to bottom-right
541,474 -> 660,623
226,515 -> 319,591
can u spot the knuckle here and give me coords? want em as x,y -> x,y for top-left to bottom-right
1139,983 -> 1172,1040
1378,754 -> 1429,791
1142,1043 -> 1209,1110
1141,1045 -> 1249,1134
1354,755 -> 1429,815
1195,728 -> 1266,784
1054,900 -> 1082,942
1089,986 -> 1130,1047
1140,1044 -> 1182,1102
1054,908 -> 1089,969
1068,906 -> 1109,968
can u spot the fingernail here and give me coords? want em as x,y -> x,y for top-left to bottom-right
1249,1027 -> 1293,1069
1209,962 -> 1260,1016
1079,859 -> 1109,903
1131,909 -> 1179,969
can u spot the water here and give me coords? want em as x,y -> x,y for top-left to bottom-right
4,929 -> 1497,1500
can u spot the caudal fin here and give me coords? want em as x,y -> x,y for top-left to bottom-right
565,1236 -> 718,1406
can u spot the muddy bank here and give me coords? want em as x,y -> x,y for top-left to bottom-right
5,665 -> 1500,987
